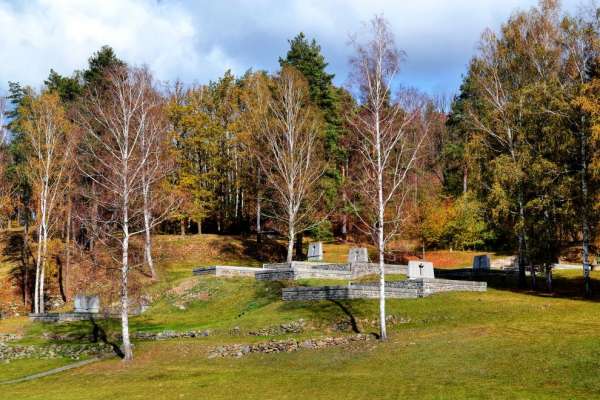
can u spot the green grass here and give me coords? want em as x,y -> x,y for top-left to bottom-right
2,235 -> 600,398
0,358 -> 73,382
3,283 -> 600,399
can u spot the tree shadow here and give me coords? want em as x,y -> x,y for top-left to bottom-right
4,230 -> 34,310
329,300 -> 360,333
435,268 -> 600,302
89,317 -> 125,359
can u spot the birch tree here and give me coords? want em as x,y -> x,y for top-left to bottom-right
21,91 -> 72,314
78,66 -> 166,361
348,15 -> 428,340
138,82 -> 171,280
258,66 -> 325,262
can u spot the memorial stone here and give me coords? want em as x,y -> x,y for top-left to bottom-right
407,260 -> 434,279
472,255 -> 491,272
307,242 -> 323,261
348,247 -> 369,264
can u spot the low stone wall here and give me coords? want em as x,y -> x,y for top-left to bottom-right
350,263 -> 408,277
421,278 -> 487,295
282,285 -> 419,301
193,266 -> 263,278
256,263 -> 408,281
282,278 -> 486,301
29,312 -> 101,323
255,269 -> 295,281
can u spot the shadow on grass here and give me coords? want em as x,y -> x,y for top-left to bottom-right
90,317 -> 124,359
436,268 -> 600,302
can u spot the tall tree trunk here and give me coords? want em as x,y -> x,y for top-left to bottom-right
180,218 -> 186,236
22,212 -> 30,310
580,126 -> 591,297
121,192 -> 133,361
341,165 -> 348,242
64,197 -> 71,301
287,223 -> 295,263
377,189 -> 387,341
463,164 -> 468,194
517,191 -> 527,288
256,189 -> 262,246
376,114 -> 387,341
142,185 -> 156,280
34,220 -> 43,314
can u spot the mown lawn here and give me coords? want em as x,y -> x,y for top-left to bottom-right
1,235 -> 600,399
2,275 -> 600,399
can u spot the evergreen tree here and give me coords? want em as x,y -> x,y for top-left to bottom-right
280,33 -> 345,236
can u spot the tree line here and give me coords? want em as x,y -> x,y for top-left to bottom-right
0,0 -> 598,358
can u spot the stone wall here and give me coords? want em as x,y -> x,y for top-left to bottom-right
256,262 -> 409,281
29,312 -> 101,322
193,266 -> 262,278
282,278 -> 486,301
255,269 -> 295,281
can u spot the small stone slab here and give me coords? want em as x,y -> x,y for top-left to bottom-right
472,255 -> 491,271
74,295 -> 100,313
348,247 -> 369,263
307,242 -> 323,261
407,260 -> 434,279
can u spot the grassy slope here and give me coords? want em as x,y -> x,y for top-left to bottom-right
1,235 -> 600,399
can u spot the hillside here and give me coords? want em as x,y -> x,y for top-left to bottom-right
1,234 -> 600,399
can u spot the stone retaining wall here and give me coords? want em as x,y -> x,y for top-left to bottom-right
256,263 -> 408,281
29,312 -> 101,323
255,269 -> 295,281
282,278 -> 486,301
193,266 -> 263,278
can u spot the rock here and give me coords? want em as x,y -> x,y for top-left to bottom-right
208,334 -> 373,358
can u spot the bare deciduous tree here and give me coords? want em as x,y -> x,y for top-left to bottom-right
348,15 -> 428,340
78,66 -> 170,361
21,91 -> 73,314
258,67 -> 326,262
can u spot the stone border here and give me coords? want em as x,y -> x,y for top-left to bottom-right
282,278 -> 486,301
28,312 -> 100,323
193,266 -> 264,277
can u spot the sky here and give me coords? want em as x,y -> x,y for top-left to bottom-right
0,0 -> 583,96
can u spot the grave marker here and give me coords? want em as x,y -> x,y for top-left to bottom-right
407,260 -> 434,279
307,242 -> 323,261
472,255 -> 491,272
74,295 -> 100,313
348,248 -> 369,264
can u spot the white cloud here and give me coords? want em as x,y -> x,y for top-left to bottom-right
0,0 -> 584,95
0,0 -> 204,89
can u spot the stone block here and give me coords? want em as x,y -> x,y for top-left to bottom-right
74,294 -> 100,313
472,255 -> 491,271
407,260 -> 434,279
307,242 -> 323,261
348,247 -> 369,264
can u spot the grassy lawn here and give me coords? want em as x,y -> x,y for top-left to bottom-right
1,235 -> 600,398
2,284 -> 600,399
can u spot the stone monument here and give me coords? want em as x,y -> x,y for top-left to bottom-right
348,247 -> 369,264
472,255 -> 491,272
74,294 -> 100,314
408,260 -> 434,279
307,242 -> 323,261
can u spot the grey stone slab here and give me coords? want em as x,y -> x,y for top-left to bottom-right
348,247 -> 369,263
472,255 -> 491,271
307,242 -> 323,261
407,260 -> 435,279
74,294 -> 100,313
